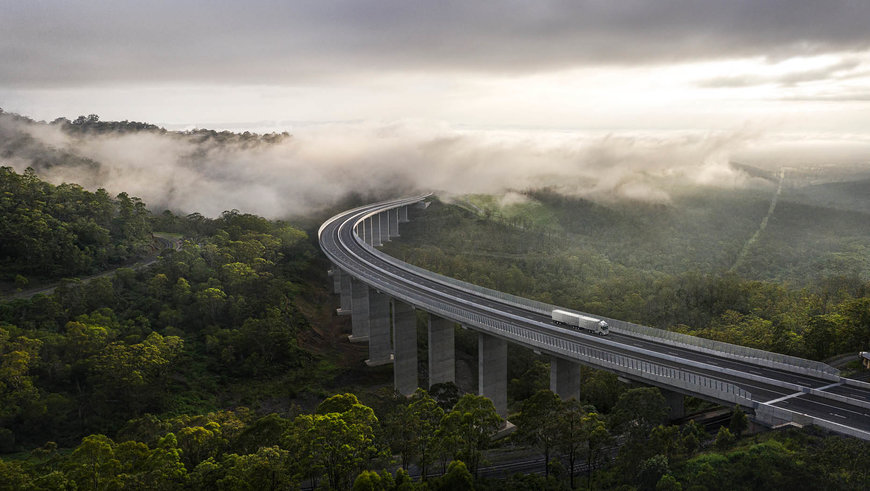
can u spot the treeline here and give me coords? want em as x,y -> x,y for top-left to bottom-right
1,109 -> 291,145
2,385 -> 868,490
386,199 -> 870,360
1,390 -> 501,490
0,166 -> 152,281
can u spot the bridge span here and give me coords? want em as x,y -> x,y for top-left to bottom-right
318,196 -> 870,440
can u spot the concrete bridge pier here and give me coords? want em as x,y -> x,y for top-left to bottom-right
479,333 -> 508,416
366,290 -> 393,366
372,215 -> 383,247
392,299 -> 418,395
388,208 -> 400,238
349,278 -> 370,342
550,357 -> 582,401
378,212 -> 389,243
358,221 -> 366,244
330,265 -> 341,294
663,389 -> 685,420
399,205 -> 409,223
428,314 -> 455,387
337,270 -> 352,315
364,218 -> 373,246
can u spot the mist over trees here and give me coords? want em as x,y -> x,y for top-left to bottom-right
1,117 -> 870,488
0,108 -> 815,220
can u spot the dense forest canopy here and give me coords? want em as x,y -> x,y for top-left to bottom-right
0,166 -> 151,281
1,125 -> 869,488
385,191 -> 870,361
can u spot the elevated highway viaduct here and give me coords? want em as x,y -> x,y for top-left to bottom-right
318,196 -> 870,440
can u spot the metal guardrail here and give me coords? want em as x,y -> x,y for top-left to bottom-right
357,208 -> 839,380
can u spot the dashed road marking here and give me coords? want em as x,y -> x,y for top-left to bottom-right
830,413 -> 847,419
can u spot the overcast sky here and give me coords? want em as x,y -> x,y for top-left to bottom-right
2,0 -> 870,135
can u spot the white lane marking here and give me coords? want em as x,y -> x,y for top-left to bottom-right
831,413 -> 847,419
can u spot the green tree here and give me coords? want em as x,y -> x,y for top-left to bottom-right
408,389 -> 445,480
611,387 -> 668,434
434,460 -> 474,491
583,410 -> 611,490
217,446 -> 295,490
656,473 -> 682,491
513,389 -> 562,477
439,393 -> 502,476
729,405 -> 749,437
714,426 -> 735,451
637,454 -> 670,491
289,394 -> 384,490
555,398 -> 586,489
64,434 -> 121,490
612,388 -> 668,482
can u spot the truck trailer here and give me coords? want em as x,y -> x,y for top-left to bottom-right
551,309 -> 610,335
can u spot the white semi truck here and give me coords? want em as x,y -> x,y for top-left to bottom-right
551,309 -> 610,335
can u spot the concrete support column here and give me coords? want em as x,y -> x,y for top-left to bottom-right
392,299 -> 418,395
331,266 -> 341,294
389,208 -> 399,238
366,218 -> 374,246
358,221 -> 366,244
366,290 -> 392,366
349,278 -> 370,342
479,333 -> 508,416
337,271 -> 352,315
372,215 -> 383,247
550,357 -> 582,402
379,212 -> 389,243
662,389 -> 685,420
428,314 -> 455,387
399,205 -> 409,223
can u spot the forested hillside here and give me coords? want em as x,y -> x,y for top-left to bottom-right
1,165 -> 869,489
0,166 -> 151,282
387,195 -> 870,362
0,168 -> 320,451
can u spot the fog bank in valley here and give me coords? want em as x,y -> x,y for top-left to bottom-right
4,112 -> 865,218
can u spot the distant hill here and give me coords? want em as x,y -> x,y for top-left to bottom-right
787,177 -> 870,215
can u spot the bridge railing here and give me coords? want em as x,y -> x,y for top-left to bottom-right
375,269 -> 754,407
332,221 -> 752,407
355,202 -> 839,381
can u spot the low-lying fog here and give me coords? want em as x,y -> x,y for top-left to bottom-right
2,112 -> 869,218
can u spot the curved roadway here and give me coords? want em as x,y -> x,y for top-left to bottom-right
319,197 -> 870,438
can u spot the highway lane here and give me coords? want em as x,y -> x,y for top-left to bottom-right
344,214 -> 838,391
327,206 -> 812,396
321,199 -> 870,435
326,205 -> 792,403
775,393 -> 870,432
823,384 -> 870,401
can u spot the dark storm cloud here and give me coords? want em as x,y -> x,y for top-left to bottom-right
2,0 -> 870,87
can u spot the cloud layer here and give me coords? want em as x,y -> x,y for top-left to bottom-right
3,1 -> 870,87
1,113 -> 786,218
